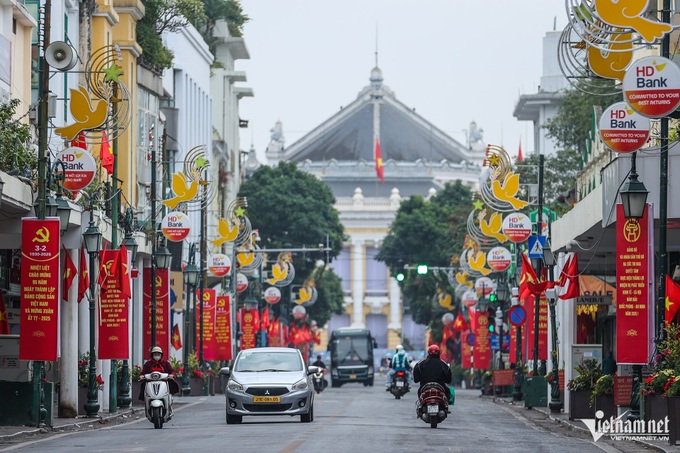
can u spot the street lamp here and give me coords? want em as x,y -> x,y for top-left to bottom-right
151,238 -> 172,350
181,245 -> 199,396
495,280 -> 509,371
511,286 -> 523,401
117,210 -> 138,409
83,208 -> 102,418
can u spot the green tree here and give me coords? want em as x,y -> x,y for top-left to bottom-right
196,0 -> 249,56
377,181 -> 473,326
0,99 -> 36,179
238,162 -> 347,322
304,265 -> 345,328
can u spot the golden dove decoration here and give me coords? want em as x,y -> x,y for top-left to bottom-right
55,86 -> 109,141
267,251 -> 295,287
479,145 -> 528,212
295,276 -> 318,306
162,172 -> 199,209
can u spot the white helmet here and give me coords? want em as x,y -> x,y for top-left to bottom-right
396,344 -> 404,351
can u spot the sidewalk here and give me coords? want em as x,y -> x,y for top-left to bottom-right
0,397 -> 198,443
491,395 -> 678,453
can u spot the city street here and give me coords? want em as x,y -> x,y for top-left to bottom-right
0,385 -> 659,452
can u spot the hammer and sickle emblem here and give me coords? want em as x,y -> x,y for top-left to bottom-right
32,227 -> 50,243
217,299 -> 226,307
104,259 -> 115,275
155,275 -> 162,286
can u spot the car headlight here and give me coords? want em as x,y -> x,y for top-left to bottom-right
227,379 -> 243,391
292,379 -> 308,391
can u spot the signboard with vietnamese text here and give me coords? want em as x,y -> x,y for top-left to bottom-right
240,308 -> 258,350
19,218 -> 60,361
56,147 -> 97,191
143,267 -> 170,354
524,294 -> 548,362
161,211 -> 191,242
461,330 -> 472,368
472,310 -> 491,370
98,249 -> 129,359
616,203 -> 654,364
195,288 -> 216,361
214,295 -> 232,360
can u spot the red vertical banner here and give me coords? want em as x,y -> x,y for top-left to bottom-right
240,308 -> 258,350
98,249 -> 129,359
461,330 -> 472,368
143,267 -> 170,354
20,218 -> 61,361
509,324 -> 517,365
195,289 -> 216,361
472,310 -> 491,370
616,203 -> 653,364
525,294 -> 548,361
214,295 -> 232,360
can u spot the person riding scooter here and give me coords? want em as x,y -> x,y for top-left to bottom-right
139,346 -> 180,416
385,345 -> 411,391
413,344 -> 452,402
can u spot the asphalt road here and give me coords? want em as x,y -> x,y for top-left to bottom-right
0,382 -> 660,453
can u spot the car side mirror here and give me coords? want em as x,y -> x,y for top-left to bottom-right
307,366 -> 319,375
219,366 -> 231,376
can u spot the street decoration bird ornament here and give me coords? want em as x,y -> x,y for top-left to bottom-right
267,252 -> 293,286
478,209 -> 508,243
594,0 -> 674,44
55,86 -> 109,141
586,29 -> 633,81
437,289 -> 453,309
468,250 -> 492,276
295,276 -> 318,306
162,172 -> 199,209
211,217 -> 239,247
479,145 -> 528,212
455,271 -> 474,288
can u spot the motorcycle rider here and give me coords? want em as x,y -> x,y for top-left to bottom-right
385,344 -> 411,391
311,354 -> 327,370
413,344 -> 452,402
139,346 -> 179,417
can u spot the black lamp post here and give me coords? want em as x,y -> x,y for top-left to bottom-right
151,239 -> 172,350
83,208 -> 102,418
117,212 -> 138,409
543,241 -> 563,413
495,280 -> 509,370
182,244 -> 199,396
511,286 -> 523,401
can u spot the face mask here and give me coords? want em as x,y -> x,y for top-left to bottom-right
152,354 -> 161,361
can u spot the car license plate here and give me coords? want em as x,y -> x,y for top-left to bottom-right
349,374 -> 356,380
427,404 -> 439,414
253,396 -> 281,403
396,381 -> 404,388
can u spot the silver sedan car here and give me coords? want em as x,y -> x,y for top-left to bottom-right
221,347 -> 318,424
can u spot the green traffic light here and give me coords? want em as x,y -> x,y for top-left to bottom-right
396,273 -> 405,282
489,293 -> 498,303
488,324 -> 494,333
416,264 -> 428,275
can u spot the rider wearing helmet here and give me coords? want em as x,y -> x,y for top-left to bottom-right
385,344 -> 411,391
413,344 -> 452,401
139,346 -> 180,402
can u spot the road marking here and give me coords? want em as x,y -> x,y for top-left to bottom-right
279,439 -> 304,453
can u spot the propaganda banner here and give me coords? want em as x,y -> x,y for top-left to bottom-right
98,249 -> 129,359
616,203 -> 654,364
509,324 -> 517,365
461,330 -> 472,368
240,308 -> 258,350
195,288 -> 216,361
472,310 -> 491,370
524,294 -> 548,361
143,267 -> 170,354
214,295 -> 232,361
20,218 -> 61,361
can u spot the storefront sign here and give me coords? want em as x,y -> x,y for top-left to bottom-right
19,218 -> 60,361
616,203 -> 654,364
214,295 -> 232,360
598,101 -> 650,153
99,249 -> 129,359
56,147 -> 97,191
143,267 -> 170,353
623,56 -> 680,118
195,289 -> 216,361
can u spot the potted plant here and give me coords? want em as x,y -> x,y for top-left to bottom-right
567,358 -> 602,420
186,352 -> 204,396
592,374 -> 616,420
77,353 -> 90,416
129,365 -> 144,406
641,369 -> 672,424
665,375 -> 680,445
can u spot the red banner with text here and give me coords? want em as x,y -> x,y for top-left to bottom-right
461,330 -> 472,368
472,310 -> 491,370
143,267 -> 170,354
240,308 -> 258,350
509,324 -> 517,365
20,218 -> 60,361
524,294 -> 548,361
616,203 -> 654,364
214,295 -> 232,360
195,289 -> 216,361
98,249 -> 129,359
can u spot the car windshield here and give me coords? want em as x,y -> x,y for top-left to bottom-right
234,351 -> 303,372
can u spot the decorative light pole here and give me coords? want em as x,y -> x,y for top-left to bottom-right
495,280 -> 509,370
83,202 -> 103,418
118,209 -> 138,408
182,244 -> 199,396
620,151 -> 649,421
511,286 -> 523,401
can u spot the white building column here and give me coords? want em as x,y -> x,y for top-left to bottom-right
351,241 -> 364,327
131,257 -> 146,366
388,277 -> 401,330
59,247 -> 78,417
556,252 -> 575,413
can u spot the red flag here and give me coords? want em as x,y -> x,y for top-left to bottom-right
374,138 -> 384,184
557,253 -> 580,300
517,139 -> 523,162
452,312 -> 469,332
78,243 -> 89,303
0,290 -> 9,334
118,244 -> 132,299
63,246 -> 77,301
97,242 -> 114,288
261,306 -> 270,331
101,131 -> 113,175
666,275 -> 680,325
71,131 -> 87,150
171,323 -> 183,350
519,253 -> 539,302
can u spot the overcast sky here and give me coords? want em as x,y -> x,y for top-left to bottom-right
237,1 -> 568,162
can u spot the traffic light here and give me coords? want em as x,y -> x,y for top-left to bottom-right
489,293 -> 498,303
396,273 -> 405,282
488,324 -> 494,333
416,264 -> 428,275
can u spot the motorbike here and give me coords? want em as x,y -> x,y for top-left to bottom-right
415,382 -> 448,428
390,370 -> 410,399
142,372 -> 173,429
313,368 -> 327,394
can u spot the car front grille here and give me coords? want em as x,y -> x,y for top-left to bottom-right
243,403 -> 293,412
245,387 -> 289,396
